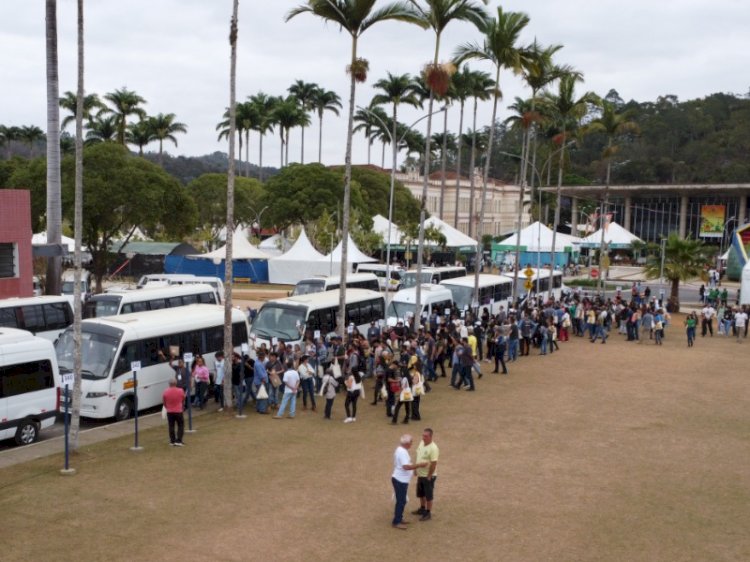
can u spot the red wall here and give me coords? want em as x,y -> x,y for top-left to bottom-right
0,190 -> 33,299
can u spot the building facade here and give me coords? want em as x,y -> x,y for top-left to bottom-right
395,168 -> 531,239
0,190 -> 33,299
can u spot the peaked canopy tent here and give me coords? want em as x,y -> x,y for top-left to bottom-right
423,216 -> 478,249
372,214 -> 404,247
492,222 -> 581,268
166,231 -> 270,283
579,221 -> 643,249
258,233 -> 292,257
268,228 -> 331,284
313,235 -> 378,277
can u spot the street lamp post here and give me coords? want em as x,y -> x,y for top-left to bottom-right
356,105 -> 447,316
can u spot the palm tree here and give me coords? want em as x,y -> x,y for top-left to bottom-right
372,71 -> 421,173
147,112 -> 187,165
406,0 -> 489,319
354,104 -> 384,164
237,101 -> 259,176
59,91 -> 103,130
217,105 -> 250,176
287,0 -> 425,337
542,72 -> 599,287
103,87 -> 147,145
586,99 -> 638,289
311,88 -> 342,163
126,120 -> 155,155
644,233 -> 712,311
455,5 -> 531,305
449,65 -> 474,227
273,96 -> 310,167
223,0 -> 240,410
248,92 -> 277,181
288,80 -> 319,163
0,125 -> 21,158
86,114 -> 118,143
45,0 -> 63,315
20,125 -> 45,157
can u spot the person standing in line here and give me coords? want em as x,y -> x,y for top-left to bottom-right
192,356 -> 210,409
298,354 -> 316,412
343,367 -> 362,423
684,312 -> 697,347
412,428 -> 439,521
508,317 -> 519,361
391,434 -> 427,531
319,367 -> 339,419
274,361 -> 300,419
734,307 -> 748,342
458,337 -> 476,391
701,303 -> 715,337
492,327 -> 508,374
214,351 -> 226,411
252,351 -> 269,414
163,378 -> 186,447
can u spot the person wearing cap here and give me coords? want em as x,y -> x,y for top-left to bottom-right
298,354 -> 316,411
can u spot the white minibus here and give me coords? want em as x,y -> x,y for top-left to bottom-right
503,268 -> 564,302
0,296 -> 73,343
386,285 -> 453,326
440,274 -> 513,315
400,266 -> 467,289
355,264 -> 405,291
84,284 -> 218,318
250,289 -> 385,349
61,269 -> 92,301
137,274 -> 225,303
0,328 -> 59,445
55,304 -> 249,421
291,273 -> 380,296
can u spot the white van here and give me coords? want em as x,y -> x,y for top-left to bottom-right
291,273 -> 380,296
386,285 -> 453,326
356,263 -> 404,291
0,328 -> 59,445
61,269 -> 92,301
84,284 -> 219,318
137,274 -> 225,303
0,295 -> 74,343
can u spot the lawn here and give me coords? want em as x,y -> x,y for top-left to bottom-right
2,319 -> 749,562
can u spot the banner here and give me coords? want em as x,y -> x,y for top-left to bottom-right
700,205 -> 725,238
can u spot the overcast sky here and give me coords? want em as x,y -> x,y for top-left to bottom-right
2,0 -> 747,168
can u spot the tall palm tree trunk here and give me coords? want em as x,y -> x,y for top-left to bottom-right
223,0 -> 239,411
159,138 -> 164,165
453,99 -> 465,228
473,67 -> 500,309
279,130 -> 284,168
381,140 -> 386,169
259,134 -> 265,181
366,126 -> 372,164
285,128 -> 290,166
318,114 -> 324,163
338,35 -> 359,337
549,123 -> 566,300
70,0 -> 85,451
245,129 -> 250,177
439,105 -> 449,220
598,138 -> 612,292
467,97 -> 478,237
300,125 -> 305,164
45,0 -> 62,296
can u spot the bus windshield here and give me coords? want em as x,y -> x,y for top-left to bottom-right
56,329 -> 121,380
387,301 -> 421,320
445,285 -> 473,310
251,304 -> 306,342
292,280 -> 325,296
83,297 -> 121,319
401,272 -> 432,289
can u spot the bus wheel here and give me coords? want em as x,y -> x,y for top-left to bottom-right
114,397 -> 133,421
15,419 -> 39,446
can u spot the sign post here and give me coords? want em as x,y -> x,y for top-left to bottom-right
237,343 -> 248,418
60,373 -> 76,475
183,352 -> 196,433
130,361 -> 143,451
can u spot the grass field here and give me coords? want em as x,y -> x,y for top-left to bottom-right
2,318 -> 749,562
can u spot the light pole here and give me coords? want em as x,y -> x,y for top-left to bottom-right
247,205 -> 269,241
356,105 -> 447,315
659,237 -> 667,306
718,217 -> 737,273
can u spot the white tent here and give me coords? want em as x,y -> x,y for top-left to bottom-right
258,233 -> 292,257
323,234 -> 377,264
423,216 -> 478,248
580,221 -> 643,249
32,232 -> 76,252
372,214 -> 404,246
268,228 -> 331,284
495,221 -> 581,252
190,230 -> 270,261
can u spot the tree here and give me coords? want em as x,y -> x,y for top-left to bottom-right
449,64 -> 474,227
273,96 -> 310,167
407,0 -> 488,321
188,173 -> 264,247
542,73 -> 599,287
463,69 -> 494,236
148,112 -> 188,165
126,120 -> 155,155
354,103 -> 387,165
311,87 -> 342,163
4,158 -> 49,232
454,4 -> 530,306
59,143 -> 197,292
59,90 -> 103,130
643,233 -> 712,311
45,0 -> 63,297
0,125 -> 21,158
20,125 -> 45,157
103,87 -> 147,145
247,92 -> 278,181
287,0 -> 424,337
85,114 -> 118,143
288,80 -> 319,163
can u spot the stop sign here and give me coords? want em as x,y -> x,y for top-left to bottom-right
591,268 -> 599,278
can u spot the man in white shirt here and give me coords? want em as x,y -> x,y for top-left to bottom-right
274,362 -> 300,419
733,308 -> 748,342
701,304 -> 716,337
391,434 -> 426,530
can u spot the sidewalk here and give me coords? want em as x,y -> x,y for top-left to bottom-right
0,405 -> 217,470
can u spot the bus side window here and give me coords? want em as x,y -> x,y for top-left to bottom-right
372,298 -> 384,321
329,284 -> 339,292
206,326 -> 223,352
232,322 -> 248,346
360,301 -> 373,324
307,310 -> 320,331
143,338 -> 163,366
0,307 -> 20,329
115,344 -> 138,377
183,294 -> 198,305
150,299 -> 166,310
199,292 -> 215,304
168,297 -> 183,308
19,305 -> 45,333
122,304 -> 134,314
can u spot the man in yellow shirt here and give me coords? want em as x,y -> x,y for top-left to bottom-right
412,428 -> 439,521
